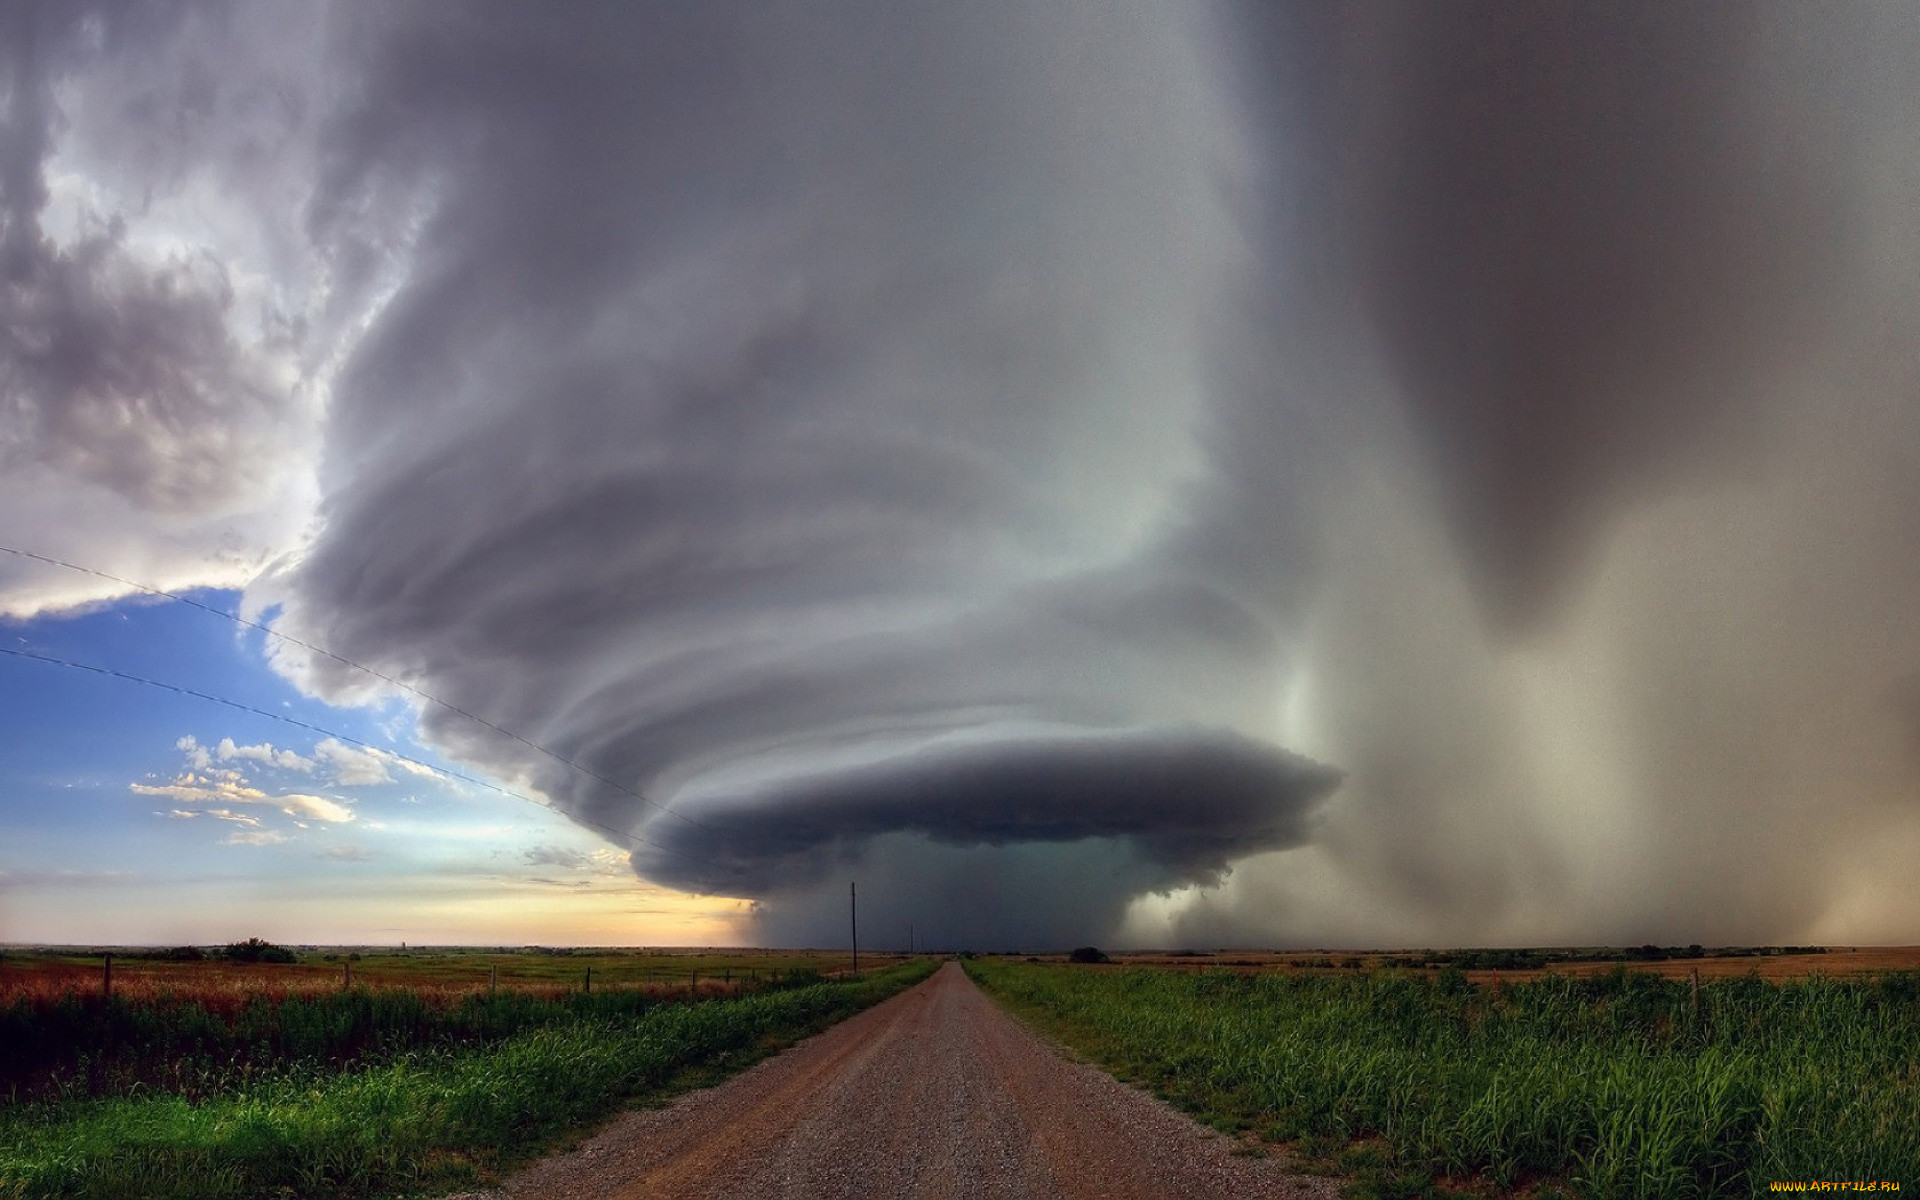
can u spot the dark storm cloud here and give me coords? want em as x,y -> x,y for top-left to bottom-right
236,0 -> 1920,948
629,728 -> 1339,896
1169,0 -> 1920,946
256,0 -> 1327,941
1232,1 -> 1875,628
0,0 -> 1885,946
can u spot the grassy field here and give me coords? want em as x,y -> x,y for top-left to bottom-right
0,944 -> 901,1000
1088,945 -> 1920,984
968,957 -> 1920,1199
0,946 -> 902,1104
0,952 -> 935,1199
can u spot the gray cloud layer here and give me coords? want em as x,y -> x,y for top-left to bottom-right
12,1 -> 1920,947
0,1 -> 325,617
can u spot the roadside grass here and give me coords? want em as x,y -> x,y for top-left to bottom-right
1,962 -> 852,1103
967,960 -> 1920,1198
0,959 -> 936,1199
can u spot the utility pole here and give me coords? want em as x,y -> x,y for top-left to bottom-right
851,880 -> 859,975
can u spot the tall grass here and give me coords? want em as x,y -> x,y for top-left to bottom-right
1,967 -> 835,1102
0,960 -> 935,1199
969,961 -> 1920,1198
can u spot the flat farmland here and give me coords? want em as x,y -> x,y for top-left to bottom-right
0,944 -> 935,1199
7,946 -> 1916,1198
0,944 -> 911,1106
1484,946 -> 1920,983
970,954 -> 1920,1198
1095,945 -> 1920,984
0,945 -> 905,1004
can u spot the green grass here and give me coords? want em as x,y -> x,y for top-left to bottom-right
2,966 -> 848,1102
0,959 -> 936,1199
967,960 -> 1920,1198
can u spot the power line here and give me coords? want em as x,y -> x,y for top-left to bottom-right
0,543 -> 710,834
0,641 -> 725,876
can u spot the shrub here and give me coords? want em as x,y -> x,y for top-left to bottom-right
222,938 -> 297,965
128,947 -> 208,963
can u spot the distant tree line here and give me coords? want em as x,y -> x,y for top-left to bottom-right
124,938 -> 298,964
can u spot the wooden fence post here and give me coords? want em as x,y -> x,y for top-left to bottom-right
489,964 -> 497,995
584,966 -> 592,994
343,960 -> 352,989
102,953 -> 112,999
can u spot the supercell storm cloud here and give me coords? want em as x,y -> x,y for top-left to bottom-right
265,1 -> 1334,944
4,2 -> 1919,946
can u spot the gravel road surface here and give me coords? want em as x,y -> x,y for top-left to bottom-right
473,961 -> 1338,1200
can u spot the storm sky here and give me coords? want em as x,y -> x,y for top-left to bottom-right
3,1 -> 1918,948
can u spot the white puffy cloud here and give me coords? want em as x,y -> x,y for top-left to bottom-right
132,774 -> 265,806
215,737 -> 316,772
175,735 -> 212,770
134,766 -> 352,826
275,794 -> 355,824
313,738 -> 392,786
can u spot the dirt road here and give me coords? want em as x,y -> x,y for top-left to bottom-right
488,961 -> 1337,1200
